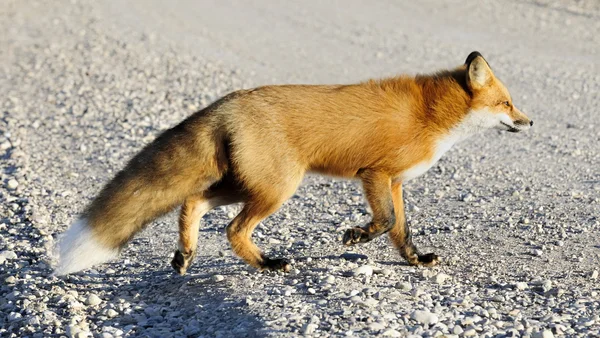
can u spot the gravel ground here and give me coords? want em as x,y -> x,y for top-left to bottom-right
1,0 -> 599,337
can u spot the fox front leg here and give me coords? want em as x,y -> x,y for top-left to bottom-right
388,182 -> 439,267
343,170 -> 396,245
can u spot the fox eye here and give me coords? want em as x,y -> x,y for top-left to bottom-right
503,101 -> 510,107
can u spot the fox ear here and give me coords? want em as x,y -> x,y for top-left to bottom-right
465,51 -> 493,89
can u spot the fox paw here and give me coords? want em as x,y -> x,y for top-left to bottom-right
171,249 -> 196,275
342,227 -> 370,245
261,257 -> 291,272
407,252 -> 440,267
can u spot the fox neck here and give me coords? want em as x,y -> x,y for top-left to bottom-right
417,68 -> 485,142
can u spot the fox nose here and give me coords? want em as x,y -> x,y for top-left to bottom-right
529,120 -> 534,126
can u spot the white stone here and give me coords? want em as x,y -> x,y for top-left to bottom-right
411,310 -> 439,326
6,179 -> 18,190
463,328 -> 477,337
85,294 -> 102,306
353,265 -> 373,276
106,309 -> 119,318
382,329 -> 402,337
0,250 -> 18,260
515,282 -> 528,290
452,325 -> 464,334
368,322 -> 386,331
433,273 -> 450,284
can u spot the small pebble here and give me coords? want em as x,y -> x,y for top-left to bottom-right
0,250 -> 18,260
106,309 -> 119,318
395,282 -> 413,291
411,310 -> 438,326
463,328 -> 477,337
433,273 -> 450,284
368,322 -> 386,331
453,325 -> 464,334
352,265 -> 374,277
515,282 -> 528,290
7,179 -> 19,190
85,294 -> 102,306
382,329 -> 402,337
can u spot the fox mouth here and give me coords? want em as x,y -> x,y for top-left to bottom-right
500,121 -> 521,133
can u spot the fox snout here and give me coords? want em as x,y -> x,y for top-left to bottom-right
506,106 -> 533,133
515,119 -> 534,127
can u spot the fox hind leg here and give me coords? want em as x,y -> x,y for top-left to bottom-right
172,182 -> 243,275
226,197 -> 292,272
171,196 -> 210,275
225,168 -> 303,272
222,149 -> 304,271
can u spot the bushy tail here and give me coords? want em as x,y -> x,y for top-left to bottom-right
53,113 -> 229,275
53,174 -> 189,275
53,218 -> 120,275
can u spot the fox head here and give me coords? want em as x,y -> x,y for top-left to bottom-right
461,51 -> 532,133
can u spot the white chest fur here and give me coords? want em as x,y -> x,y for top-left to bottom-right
396,109 -> 495,182
398,134 -> 459,182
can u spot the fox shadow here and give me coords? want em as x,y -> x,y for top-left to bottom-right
58,256 -> 265,338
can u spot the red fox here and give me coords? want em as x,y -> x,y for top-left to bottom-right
54,52 -> 532,275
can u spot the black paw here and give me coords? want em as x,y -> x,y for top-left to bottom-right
343,227 -> 369,245
171,250 -> 195,275
261,256 -> 291,272
417,253 -> 440,267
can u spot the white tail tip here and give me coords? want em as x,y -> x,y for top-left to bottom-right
53,219 -> 119,276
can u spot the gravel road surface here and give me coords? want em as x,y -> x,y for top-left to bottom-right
1,0 -> 599,337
